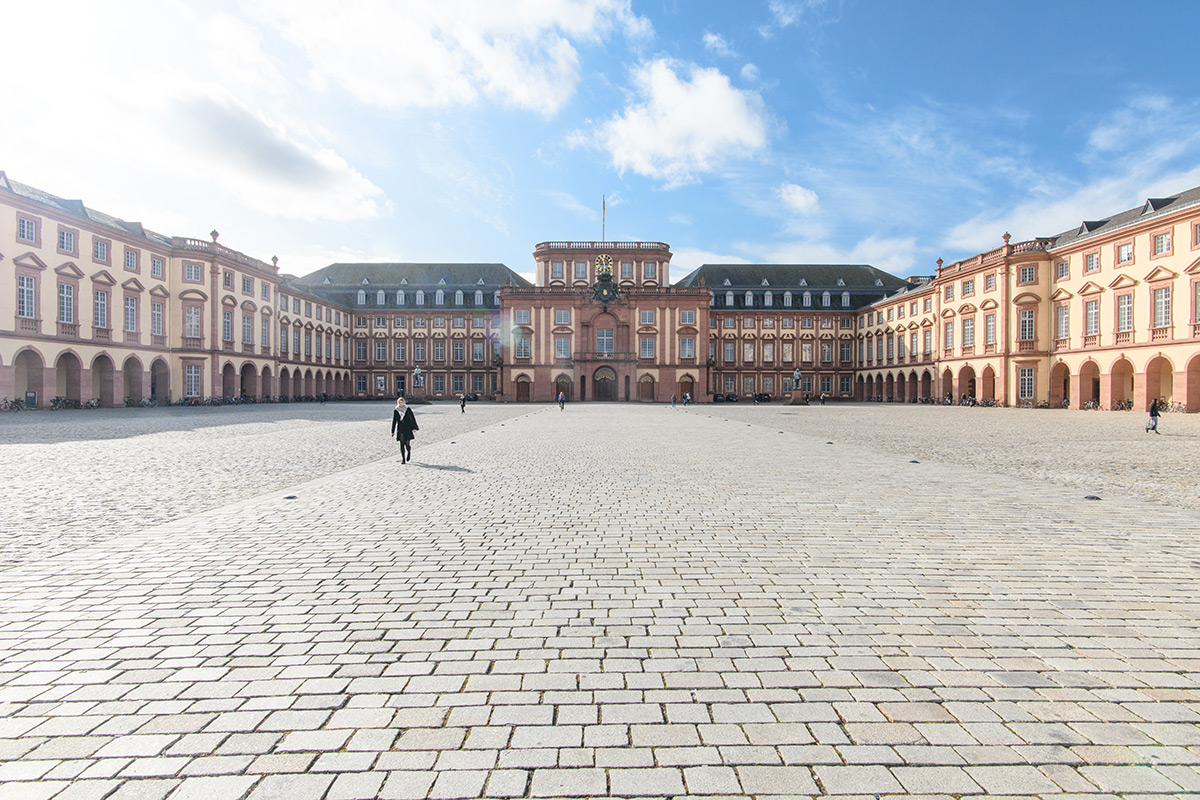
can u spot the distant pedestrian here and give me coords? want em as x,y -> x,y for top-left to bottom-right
1147,399 -> 1161,434
820,392 -> 827,406
460,394 -> 466,413
392,396 -> 419,463
683,392 -> 691,406
672,394 -> 677,408
558,391 -> 566,410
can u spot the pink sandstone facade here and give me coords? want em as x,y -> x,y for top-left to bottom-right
2,171 -> 1199,410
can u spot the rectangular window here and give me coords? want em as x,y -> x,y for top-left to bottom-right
644,262 -> 657,280
896,336 -> 905,359
1085,299 -> 1099,336
640,336 -> 655,359
433,316 -> 445,328
185,364 -> 202,398
223,310 -> 233,341
680,337 -> 695,359
453,374 -> 464,393
782,341 -> 793,361
821,342 -> 832,363
840,375 -> 852,394
1085,252 -> 1099,272
763,342 -> 775,361
1117,243 -> 1133,264
551,261 -> 563,279
184,263 -> 202,282
453,341 -> 464,362
472,374 -> 484,393
781,317 -> 793,329
1019,265 -> 1035,284
433,374 -> 446,393
1154,286 -> 1171,328
239,314 -> 252,344
185,306 -> 202,338
295,330 -> 302,354
1056,305 -> 1069,339
242,277 -> 253,294
923,329 -> 931,354
574,261 -> 587,279
356,340 -> 368,361
680,309 -> 695,325
943,320 -> 954,348
597,328 -> 614,354
743,375 -> 756,395
58,283 -> 75,323
801,342 -> 814,362
58,228 -> 75,254
472,341 -> 484,362
17,217 -> 37,242
944,284 -> 954,301
1019,308 -> 1035,341
1117,294 -> 1133,332
820,375 -> 832,394
125,296 -> 138,333
262,318 -> 270,348
434,341 -> 446,362
555,309 -> 570,325
909,331 -> 918,356
395,341 -> 406,361
1018,367 -> 1034,400
621,261 -> 633,279
984,273 -> 995,291
801,376 -> 813,393
514,309 -> 530,324
962,279 -> 974,295
515,337 -> 530,359
375,340 -> 387,361
262,283 -> 270,301
640,309 -> 655,325
743,342 -> 754,363
763,317 -> 775,328
93,239 -> 108,262
866,340 -> 873,362
923,297 -> 932,312
124,249 -> 138,272
223,271 -> 233,289
356,374 -> 367,393
963,317 -> 975,347
1056,261 -> 1069,280
724,342 -> 735,362
146,301 -> 162,337
724,317 -> 736,328
94,290 -> 109,329
151,256 -> 164,279
555,336 -> 571,359
985,313 -> 996,345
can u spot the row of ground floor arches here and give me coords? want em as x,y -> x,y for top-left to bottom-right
512,367 -> 699,402
861,353 -> 1200,410
0,346 -> 352,406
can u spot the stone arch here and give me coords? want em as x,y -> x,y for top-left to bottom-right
1109,357 -> 1135,406
855,374 -> 865,401
55,351 -> 83,402
980,365 -> 996,402
885,372 -> 895,401
1079,360 -> 1101,407
908,370 -> 919,401
260,365 -> 274,399
958,364 -> 976,401
593,365 -> 617,401
240,363 -> 258,399
150,358 -> 170,403
514,373 -> 532,402
638,373 -> 655,402
921,369 -> 932,400
1186,353 -> 1200,412
941,367 -> 954,401
679,373 -> 695,401
279,367 -> 291,399
304,368 -> 315,397
554,373 -> 573,401
1145,355 -> 1175,409
91,353 -> 115,407
222,362 -> 237,398
122,355 -> 144,406
895,371 -> 906,401
1049,361 -> 1070,408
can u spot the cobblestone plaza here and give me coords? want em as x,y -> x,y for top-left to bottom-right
2,403 -> 1200,799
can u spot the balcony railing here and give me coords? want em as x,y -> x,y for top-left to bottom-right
17,317 -> 41,334
1151,327 -> 1171,342
1115,331 -> 1132,344
182,336 -> 204,349
1018,340 -> 1036,352
125,332 -> 141,346
1193,322 -> 1200,338
93,327 -> 111,342
1052,338 -> 1068,352
1083,334 -> 1099,348
153,335 -> 167,348
57,322 -> 78,338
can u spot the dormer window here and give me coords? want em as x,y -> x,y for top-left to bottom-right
400,277 -> 408,284
416,290 -> 425,305
799,278 -> 808,287
764,291 -> 773,307
455,290 -> 464,305
361,278 -> 370,285
822,291 -> 831,307
725,291 -> 734,307
803,291 -> 812,307
836,278 -> 845,286
435,289 -> 445,305
438,278 -> 446,285
761,278 -> 770,286
783,291 -> 793,307
841,292 -> 850,307
475,289 -> 484,305
397,290 -> 406,305
874,278 -> 883,286
477,278 -> 485,285
723,278 -> 731,286
357,290 -> 366,305
744,290 -> 754,307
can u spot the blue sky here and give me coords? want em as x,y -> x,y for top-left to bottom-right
4,0 -> 1200,281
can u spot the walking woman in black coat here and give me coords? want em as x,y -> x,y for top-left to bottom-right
391,396 -> 419,463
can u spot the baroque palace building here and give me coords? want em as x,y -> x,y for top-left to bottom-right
2,171 -> 1199,409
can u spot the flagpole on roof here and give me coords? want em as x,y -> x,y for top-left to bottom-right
602,195 -> 606,243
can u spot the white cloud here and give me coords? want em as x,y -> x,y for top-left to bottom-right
255,0 -> 651,116
741,63 -> 761,83
591,59 -> 770,187
702,31 -> 737,58
777,183 -> 820,215
546,190 -> 598,219
747,235 -> 921,277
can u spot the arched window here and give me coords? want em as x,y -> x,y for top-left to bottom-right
435,289 -> 445,306
725,291 -> 734,307
764,291 -> 773,307
455,290 -> 463,306
493,291 -> 500,305
841,291 -> 850,307
475,289 -> 484,305
744,290 -> 754,307
357,289 -> 366,305
376,290 -> 385,305
803,291 -> 812,307
397,290 -> 405,305
783,291 -> 793,307
416,290 -> 425,305
709,292 -> 715,307
822,291 -> 831,307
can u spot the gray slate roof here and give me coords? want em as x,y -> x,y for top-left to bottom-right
675,263 -> 906,291
1050,184 -> 1200,249
293,262 -> 531,290
0,172 -> 173,248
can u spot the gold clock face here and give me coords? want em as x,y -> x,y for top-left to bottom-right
595,254 -> 613,273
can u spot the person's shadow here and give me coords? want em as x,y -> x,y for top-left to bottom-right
409,461 -> 474,473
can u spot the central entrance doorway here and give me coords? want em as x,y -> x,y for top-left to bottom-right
593,366 -> 616,401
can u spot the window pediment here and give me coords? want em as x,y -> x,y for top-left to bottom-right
180,288 -> 208,301
150,285 -> 171,298
1078,281 -> 1104,296
1048,288 -> 1072,301
1186,255 -> 1200,274
1012,291 -> 1041,305
221,295 -> 238,307
240,300 -> 257,311
1108,274 -> 1138,290
979,298 -> 999,309
122,277 -> 146,293
940,308 -> 956,318
55,261 -> 85,278
13,252 -> 48,270
958,303 -> 977,314
1143,265 -> 1177,283
91,269 -> 117,286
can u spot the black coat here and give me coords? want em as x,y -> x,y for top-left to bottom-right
391,406 -> 418,442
